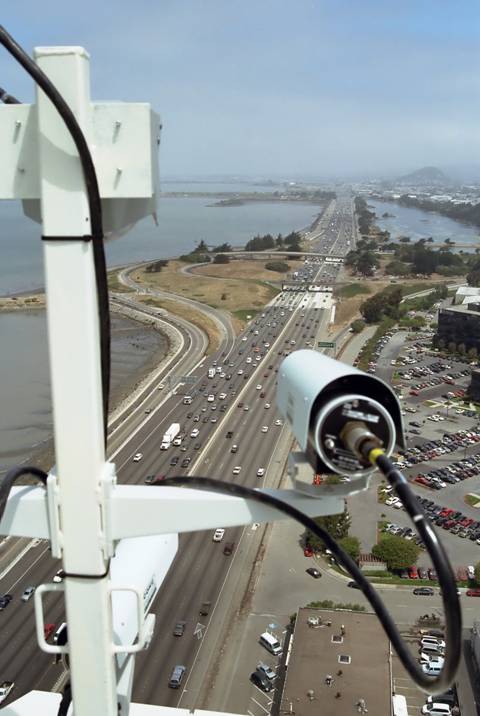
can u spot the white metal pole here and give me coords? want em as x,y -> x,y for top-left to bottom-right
35,46 -> 118,715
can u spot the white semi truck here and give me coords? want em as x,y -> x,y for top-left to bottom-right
160,423 -> 180,450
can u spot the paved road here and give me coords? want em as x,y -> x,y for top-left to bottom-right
0,195 -> 355,708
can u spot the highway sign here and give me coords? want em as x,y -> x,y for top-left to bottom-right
317,341 -> 336,349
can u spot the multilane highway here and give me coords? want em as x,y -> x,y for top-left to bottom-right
0,197 -> 355,707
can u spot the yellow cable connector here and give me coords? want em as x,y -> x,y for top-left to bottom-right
368,447 -> 385,465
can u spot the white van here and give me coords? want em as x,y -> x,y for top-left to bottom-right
259,631 -> 282,656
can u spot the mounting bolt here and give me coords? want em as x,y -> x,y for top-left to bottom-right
324,437 -> 335,450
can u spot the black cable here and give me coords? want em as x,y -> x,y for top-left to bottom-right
161,475 -> 460,694
0,26 -> 110,446
0,85 -> 20,103
57,681 -> 71,716
0,466 -> 48,523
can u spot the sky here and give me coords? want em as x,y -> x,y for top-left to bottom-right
2,1 -> 480,179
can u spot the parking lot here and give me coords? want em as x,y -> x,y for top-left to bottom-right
350,320 -> 480,570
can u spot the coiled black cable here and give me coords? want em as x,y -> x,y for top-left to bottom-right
0,26 -> 110,445
161,475 -> 461,695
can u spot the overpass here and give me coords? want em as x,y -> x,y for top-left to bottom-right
219,250 -> 345,261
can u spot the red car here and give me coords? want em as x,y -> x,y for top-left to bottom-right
408,566 -> 418,579
304,546 -> 313,557
466,589 -> 480,597
44,623 -> 55,640
415,477 -> 430,487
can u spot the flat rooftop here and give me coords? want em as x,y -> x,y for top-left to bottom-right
281,608 -> 391,716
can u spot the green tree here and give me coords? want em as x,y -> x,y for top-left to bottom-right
458,343 -> 466,355
196,239 -> 208,252
448,341 -> 457,353
212,242 -> 232,253
357,251 -> 378,277
467,269 -> 480,287
265,261 -> 289,273
213,254 -> 230,264
338,536 -> 360,562
372,535 -> 420,570
350,319 -> 366,334
467,347 -> 478,360
306,509 -> 351,551
360,294 -> 384,323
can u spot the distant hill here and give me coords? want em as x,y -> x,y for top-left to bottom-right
397,166 -> 449,186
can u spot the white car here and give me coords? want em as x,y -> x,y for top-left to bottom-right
242,336 -> 248,341
213,529 -> 225,542
244,405 -> 249,411
421,705 -> 452,716
256,468 -> 265,477
256,385 -> 262,390
237,369 -> 244,375
274,419 -> 282,426
133,453 -> 143,462
232,466 -> 242,475
261,425 -> 269,433
264,403 -> 271,409
207,394 -> 215,402
157,384 -> 165,390
246,357 -> 252,364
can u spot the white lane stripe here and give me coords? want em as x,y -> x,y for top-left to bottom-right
0,540 -> 36,582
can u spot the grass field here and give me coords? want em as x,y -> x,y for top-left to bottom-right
335,283 -> 371,298
134,260 -> 280,322
192,258 -> 304,281
137,295 -> 221,355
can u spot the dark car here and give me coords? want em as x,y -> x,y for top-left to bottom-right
0,594 -> 12,610
144,475 -> 165,485
173,621 -> 186,637
250,670 -> 272,692
170,456 -> 179,466
413,587 -> 434,596
226,431 -> 233,438
199,601 -> 211,616
347,581 -> 361,589
223,542 -> 235,556
306,568 -> 321,579
181,458 -> 191,468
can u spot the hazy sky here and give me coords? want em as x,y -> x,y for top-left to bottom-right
2,2 -> 480,178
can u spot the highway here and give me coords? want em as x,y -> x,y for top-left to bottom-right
0,194 -> 355,707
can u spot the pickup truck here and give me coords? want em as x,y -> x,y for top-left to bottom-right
0,682 -> 14,703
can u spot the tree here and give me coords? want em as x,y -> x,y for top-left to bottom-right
196,239 -> 208,252
338,536 -> 360,562
360,294 -> 384,323
356,251 -> 378,277
474,562 -> 480,584
467,269 -> 480,287
212,242 -> 232,253
458,343 -> 466,355
265,261 -> 289,273
371,535 -> 420,570
448,341 -> 457,353
306,509 -> 351,551
213,254 -> 230,264
350,319 -> 366,333
467,347 -> 478,360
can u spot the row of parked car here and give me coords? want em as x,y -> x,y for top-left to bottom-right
416,496 -> 480,544
394,430 -> 480,469
413,451 -> 480,491
418,634 -> 458,714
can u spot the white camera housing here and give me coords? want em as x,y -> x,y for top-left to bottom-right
277,350 -> 405,478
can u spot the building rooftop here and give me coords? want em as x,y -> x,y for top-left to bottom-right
441,303 -> 480,317
280,609 -> 391,716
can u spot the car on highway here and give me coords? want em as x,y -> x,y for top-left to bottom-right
181,458 -> 191,468
264,403 -> 271,409
173,621 -> 186,637
133,453 -> 143,462
256,385 -> 262,390
144,474 -> 165,485
144,408 -> 152,414
231,445 -> 238,453
170,456 -> 179,466
274,419 -> 282,426
194,443 -> 202,450
244,405 -> 249,411
223,542 -> 235,555
0,594 -> 12,611
256,468 -> 265,477
168,665 -> 186,689
347,581 -> 361,589
261,426 -> 268,433
21,587 -> 35,602
226,431 -> 233,438
157,384 -> 165,390
306,568 -> 321,579
213,529 -> 225,542
233,466 -> 242,474
190,428 -> 199,438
